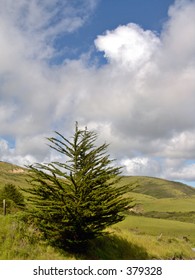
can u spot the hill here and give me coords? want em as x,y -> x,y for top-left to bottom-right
120,176 -> 195,198
1,161 -> 195,216
0,161 -> 30,189
1,161 -> 195,259
1,161 -> 195,198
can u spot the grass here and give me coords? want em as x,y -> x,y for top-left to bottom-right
0,162 -> 30,190
115,215 -> 195,245
141,197 -> 195,212
0,214 -> 194,260
0,214 -> 150,260
110,228 -> 195,260
142,211 -> 195,224
0,215 -> 75,260
82,233 -> 150,260
110,215 -> 195,259
120,176 -> 195,198
1,161 -> 195,259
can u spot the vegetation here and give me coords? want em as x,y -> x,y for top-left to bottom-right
0,184 -> 25,214
0,215 -> 74,260
0,162 -> 29,190
119,176 -> 195,198
0,160 -> 195,259
0,214 -> 194,260
24,124 -> 131,252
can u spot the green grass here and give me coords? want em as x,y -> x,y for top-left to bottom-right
115,215 -> 195,245
82,233 -> 150,260
120,176 -> 195,198
140,211 -> 195,224
110,228 -> 195,260
142,197 -> 195,212
1,161 -> 195,259
0,162 -> 31,190
0,214 -> 150,260
1,214 -> 194,260
0,215 -> 75,260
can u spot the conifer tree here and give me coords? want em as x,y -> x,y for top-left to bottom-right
26,123 -> 131,251
0,184 -> 25,214
0,184 -> 25,206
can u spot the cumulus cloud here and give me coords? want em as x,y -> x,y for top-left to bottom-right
0,0 -> 195,185
82,0 -> 195,182
95,23 -> 160,69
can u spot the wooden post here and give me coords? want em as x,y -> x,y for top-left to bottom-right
3,199 -> 6,216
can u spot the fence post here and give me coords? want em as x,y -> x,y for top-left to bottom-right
3,199 -> 6,216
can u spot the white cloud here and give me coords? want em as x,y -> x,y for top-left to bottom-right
0,139 -> 10,154
121,156 -> 195,183
163,131 -> 195,159
95,23 -> 160,69
0,0 -> 195,185
0,0 -> 98,60
121,157 -> 162,177
161,0 -> 195,68
165,161 -> 195,182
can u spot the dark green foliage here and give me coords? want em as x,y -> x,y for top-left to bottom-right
25,123 -> 131,251
0,184 -> 25,214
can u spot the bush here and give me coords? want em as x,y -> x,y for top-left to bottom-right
0,184 -> 25,214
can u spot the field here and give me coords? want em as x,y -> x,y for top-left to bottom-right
0,161 -> 195,259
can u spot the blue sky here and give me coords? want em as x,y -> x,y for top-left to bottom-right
53,0 -> 174,63
0,0 -> 195,187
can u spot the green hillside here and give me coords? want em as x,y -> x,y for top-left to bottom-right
0,161 -> 30,189
1,161 -> 194,197
1,161 -> 195,259
121,176 -> 195,198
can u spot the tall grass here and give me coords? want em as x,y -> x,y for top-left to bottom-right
81,233 -> 150,260
1,163 -> 195,260
110,228 -> 195,260
0,214 -> 194,260
116,215 -> 195,244
0,215 -> 74,260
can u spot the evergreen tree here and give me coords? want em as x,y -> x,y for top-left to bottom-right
0,183 -> 25,214
26,123 -> 131,251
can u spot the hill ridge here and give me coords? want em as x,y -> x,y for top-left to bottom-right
0,161 -> 195,199
119,175 -> 195,199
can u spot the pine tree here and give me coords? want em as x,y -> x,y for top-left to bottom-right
0,184 -> 25,214
26,123 -> 131,251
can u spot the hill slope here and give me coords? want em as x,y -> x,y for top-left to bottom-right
1,161 -> 195,198
121,176 -> 195,198
1,161 -> 195,259
0,161 -> 30,189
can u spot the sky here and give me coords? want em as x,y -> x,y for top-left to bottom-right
0,0 -> 195,186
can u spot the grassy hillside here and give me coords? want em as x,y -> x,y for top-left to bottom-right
0,161 -> 30,189
1,161 -> 194,197
1,161 -> 195,259
1,214 -> 195,260
112,216 -> 195,260
140,197 -> 195,212
1,161 -> 195,219
120,176 -> 195,198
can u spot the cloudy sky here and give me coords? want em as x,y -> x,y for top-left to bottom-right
0,0 -> 195,186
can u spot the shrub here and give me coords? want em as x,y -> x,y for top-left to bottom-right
0,184 -> 25,214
